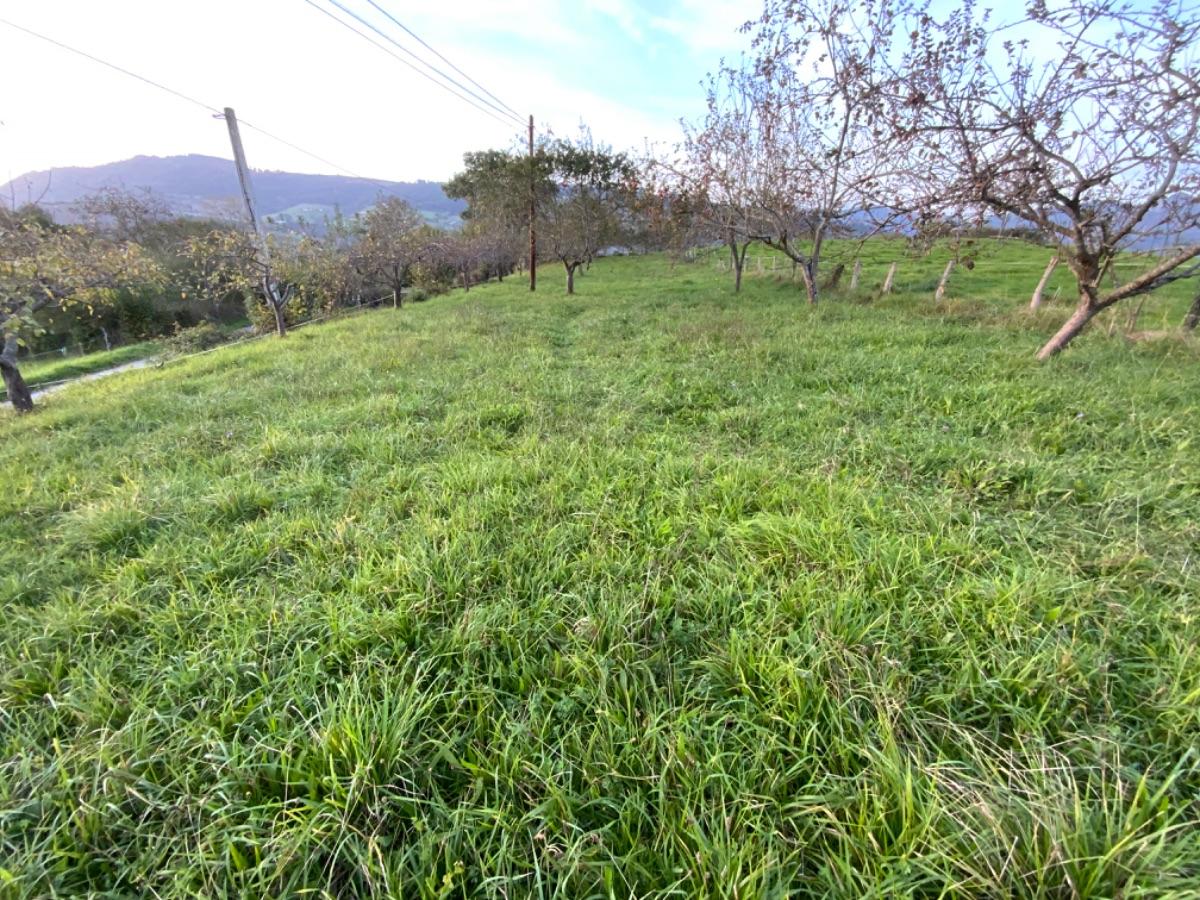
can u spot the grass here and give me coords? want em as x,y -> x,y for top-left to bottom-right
1,244 -> 1199,897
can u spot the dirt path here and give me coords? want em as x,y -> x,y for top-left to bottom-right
27,356 -> 158,401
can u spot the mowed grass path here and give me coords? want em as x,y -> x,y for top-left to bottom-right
2,251 -> 1199,897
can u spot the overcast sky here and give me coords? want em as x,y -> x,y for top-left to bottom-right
0,0 -> 751,184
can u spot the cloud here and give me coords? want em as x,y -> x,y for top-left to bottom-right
649,0 -> 751,56
585,0 -> 646,43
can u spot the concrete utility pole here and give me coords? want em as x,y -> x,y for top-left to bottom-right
221,106 -> 287,336
223,108 -> 269,266
528,114 -> 536,292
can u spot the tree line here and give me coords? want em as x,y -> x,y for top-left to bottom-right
0,128 -> 642,413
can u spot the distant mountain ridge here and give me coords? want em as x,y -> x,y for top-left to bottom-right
2,154 -> 465,230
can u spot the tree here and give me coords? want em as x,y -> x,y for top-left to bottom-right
718,0 -> 912,304
180,226 -> 288,332
275,228 -> 365,316
903,0 -> 1200,358
539,133 -> 635,294
73,187 -> 172,251
631,171 -> 710,266
670,71 -> 765,293
1,207 -> 161,412
444,149 -> 536,273
352,198 -> 434,306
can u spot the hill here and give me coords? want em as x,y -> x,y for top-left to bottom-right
2,248 -> 1199,895
2,154 -> 465,229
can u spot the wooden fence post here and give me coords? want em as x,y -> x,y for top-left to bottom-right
1029,255 -> 1059,310
881,262 -> 897,294
934,259 -> 955,302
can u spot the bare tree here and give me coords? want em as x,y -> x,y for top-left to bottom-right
904,0 -> 1200,357
72,187 -> 172,250
728,0 -> 913,304
670,72 -> 766,293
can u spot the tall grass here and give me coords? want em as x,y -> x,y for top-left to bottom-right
1,247 -> 1198,896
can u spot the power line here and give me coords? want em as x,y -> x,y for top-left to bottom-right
0,16 -> 217,115
308,0 -> 523,127
0,16 -> 405,192
363,0 -> 523,121
336,0 -> 528,127
303,0 -> 524,128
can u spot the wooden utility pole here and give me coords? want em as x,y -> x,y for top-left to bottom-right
222,106 -> 287,336
528,114 -> 536,292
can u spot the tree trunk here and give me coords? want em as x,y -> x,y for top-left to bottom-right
823,263 -> 845,291
262,277 -> 288,337
934,259 -> 956,302
849,259 -> 862,290
1183,290 -> 1200,331
798,262 -> 818,305
881,262 -> 897,294
566,263 -> 576,295
1,356 -> 34,413
1030,254 -> 1060,311
271,301 -> 288,338
730,241 -> 749,293
1036,295 -> 1101,360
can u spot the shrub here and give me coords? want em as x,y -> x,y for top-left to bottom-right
113,289 -> 173,340
162,322 -> 229,356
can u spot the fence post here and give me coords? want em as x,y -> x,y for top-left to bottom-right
882,262 -> 897,294
934,259 -> 956,302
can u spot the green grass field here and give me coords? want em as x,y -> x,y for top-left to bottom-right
2,246 -> 1199,897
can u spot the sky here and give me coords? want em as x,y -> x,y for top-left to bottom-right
0,0 -> 753,185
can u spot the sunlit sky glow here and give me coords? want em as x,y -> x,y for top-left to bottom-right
0,0 -> 752,184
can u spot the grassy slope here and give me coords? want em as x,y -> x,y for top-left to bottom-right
1,249 -> 1199,897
